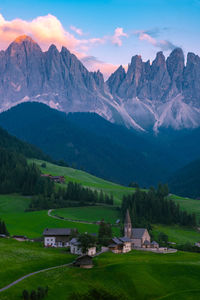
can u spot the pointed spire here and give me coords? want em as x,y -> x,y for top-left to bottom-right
125,209 -> 131,225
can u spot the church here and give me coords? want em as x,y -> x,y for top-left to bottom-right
124,210 -> 152,248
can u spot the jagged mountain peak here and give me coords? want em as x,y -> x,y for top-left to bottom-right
13,35 -> 36,44
0,37 -> 199,133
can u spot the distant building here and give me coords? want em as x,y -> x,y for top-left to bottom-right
108,237 -> 132,253
124,210 -> 152,248
151,241 -> 159,249
41,174 -> 65,184
73,255 -> 93,268
132,228 -> 151,248
195,242 -> 200,248
12,235 -> 28,242
70,238 -> 96,256
43,228 -> 76,247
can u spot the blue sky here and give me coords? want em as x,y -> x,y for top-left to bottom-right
0,0 -> 199,77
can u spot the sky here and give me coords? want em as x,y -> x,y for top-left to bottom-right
0,0 -> 199,79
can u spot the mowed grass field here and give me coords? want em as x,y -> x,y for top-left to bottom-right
0,238 -> 74,289
0,195 -> 120,238
1,249 -> 200,300
29,159 -> 136,205
153,224 -> 200,244
52,206 -> 120,224
169,194 -> 200,221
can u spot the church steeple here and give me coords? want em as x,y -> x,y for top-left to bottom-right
124,209 -> 132,238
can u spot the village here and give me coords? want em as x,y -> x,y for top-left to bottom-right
42,210 -> 177,268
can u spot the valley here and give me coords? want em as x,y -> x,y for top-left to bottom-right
0,160 -> 200,299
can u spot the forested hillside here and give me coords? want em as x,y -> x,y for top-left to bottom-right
0,126 -> 49,161
0,102 -> 173,187
169,159 -> 200,198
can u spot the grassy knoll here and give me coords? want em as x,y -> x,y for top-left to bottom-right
52,206 -> 120,224
1,250 -> 200,299
153,224 -> 200,244
0,195 -> 119,238
0,238 -> 74,289
29,159 -> 136,205
169,194 -> 200,222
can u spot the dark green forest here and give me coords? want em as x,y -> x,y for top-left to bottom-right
169,159 -> 200,198
121,185 -> 197,227
29,182 -> 114,210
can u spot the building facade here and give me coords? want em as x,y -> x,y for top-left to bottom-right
124,210 -> 151,248
70,238 -> 96,256
43,228 -> 75,247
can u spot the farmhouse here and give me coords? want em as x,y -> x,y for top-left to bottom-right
108,237 -> 132,253
41,174 -> 65,184
73,255 -> 93,268
124,210 -> 152,248
70,237 -> 96,256
195,242 -> 200,248
43,228 -> 76,247
12,235 -> 28,242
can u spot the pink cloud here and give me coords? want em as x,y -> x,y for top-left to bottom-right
111,27 -> 128,46
0,13 -> 128,78
70,25 -> 84,36
134,29 -> 177,51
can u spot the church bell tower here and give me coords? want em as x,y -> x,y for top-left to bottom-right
124,209 -> 132,238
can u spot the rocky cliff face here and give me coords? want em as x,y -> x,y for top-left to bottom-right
0,35 -> 200,133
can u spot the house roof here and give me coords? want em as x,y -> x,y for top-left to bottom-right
112,237 -> 123,245
70,237 -> 80,246
74,255 -> 93,265
151,241 -> 159,245
132,228 -> 146,239
43,228 -> 72,236
119,237 -> 132,243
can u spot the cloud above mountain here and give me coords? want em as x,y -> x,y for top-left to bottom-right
134,29 -> 177,51
0,13 -> 128,77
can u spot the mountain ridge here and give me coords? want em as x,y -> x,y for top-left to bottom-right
0,35 -> 199,133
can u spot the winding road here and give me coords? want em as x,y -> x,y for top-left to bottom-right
48,209 -> 95,224
0,262 -> 73,293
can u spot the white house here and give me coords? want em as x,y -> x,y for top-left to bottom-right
70,238 -> 96,256
43,228 -> 76,247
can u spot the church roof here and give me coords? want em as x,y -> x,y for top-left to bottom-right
124,210 -> 131,224
132,228 -> 146,239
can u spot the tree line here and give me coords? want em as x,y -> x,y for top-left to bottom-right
0,146 -> 113,209
121,184 -> 197,227
0,147 -> 54,195
28,181 -> 114,210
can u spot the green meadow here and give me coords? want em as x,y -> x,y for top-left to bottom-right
29,159 -> 136,205
52,206 -> 120,224
169,194 -> 200,221
1,248 -> 200,300
0,195 -> 120,238
0,239 -> 74,289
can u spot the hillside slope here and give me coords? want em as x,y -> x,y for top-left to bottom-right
0,125 -> 49,160
0,102 -> 170,186
169,159 -> 200,198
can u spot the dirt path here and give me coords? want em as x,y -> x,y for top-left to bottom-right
0,262 -> 73,293
47,209 -> 96,224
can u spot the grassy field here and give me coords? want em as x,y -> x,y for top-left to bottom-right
0,195 -> 120,238
169,194 -> 200,221
29,159 -> 136,205
153,224 -> 200,244
1,249 -> 200,299
0,239 -> 74,289
52,206 -> 120,224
